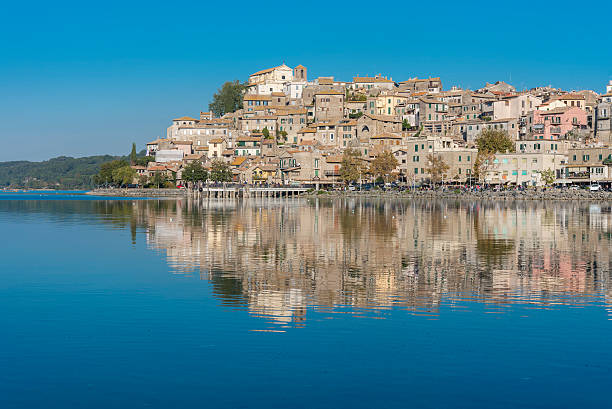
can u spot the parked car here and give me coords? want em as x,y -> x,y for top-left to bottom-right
590,184 -> 602,192
570,185 -> 580,190
348,185 -> 356,191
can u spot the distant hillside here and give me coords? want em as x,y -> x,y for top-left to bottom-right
0,155 -> 122,189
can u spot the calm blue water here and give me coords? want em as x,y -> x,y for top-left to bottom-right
1,193 -> 611,408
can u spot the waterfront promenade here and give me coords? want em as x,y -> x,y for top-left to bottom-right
88,186 -> 612,201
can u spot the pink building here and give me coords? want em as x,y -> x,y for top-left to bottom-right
532,106 -> 587,140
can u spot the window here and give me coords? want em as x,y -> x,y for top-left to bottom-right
415,145 -> 419,152
459,156 -> 462,162
414,168 -> 419,174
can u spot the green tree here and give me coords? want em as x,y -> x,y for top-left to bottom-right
96,159 -> 129,186
210,159 -> 232,182
413,125 -> 423,138
474,129 -> 514,183
182,160 -> 208,185
339,149 -> 366,184
369,150 -> 399,183
540,168 -> 555,186
277,130 -> 288,143
112,165 -> 136,186
262,127 -> 271,139
402,119 -> 410,131
473,151 -> 494,182
134,156 -> 155,167
208,80 -> 246,116
138,174 -> 149,187
425,154 -> 450,185
150,172 -> 168,188
130,143 -> 137,165
476,129 -> 515,154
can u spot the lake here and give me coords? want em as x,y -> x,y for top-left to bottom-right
1,192 -> 611,408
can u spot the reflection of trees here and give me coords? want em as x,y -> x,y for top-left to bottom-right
49,196 -> 612,326
473,206 -> 515,267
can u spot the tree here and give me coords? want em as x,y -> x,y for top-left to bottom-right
425,154 -> 450,185
150,172 -> 168,188
262,127 -> 271,139
138,174 -> 149,187
112,165 -> 136,186
413,125 -> 423,138
182,160 -> 208,185
95,159 -> 129,186
208,80 -> 246,116
339,149 -> 366,184
402,119 -> 410,131
473,151 -> 494,182
130,143 -> 137,165
475,129 -> 515,154
134,156 -> 155,167
540,168 -> 555,186
210,159 -> 232,182
474,129 -> 514,183
277,130 -> 288,143
369,150 -> 399,183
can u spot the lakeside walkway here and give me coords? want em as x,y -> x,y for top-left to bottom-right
88,187 -> 612,201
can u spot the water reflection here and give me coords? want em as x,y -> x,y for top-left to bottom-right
87,197 -> 610,327
7,196 -> 611,327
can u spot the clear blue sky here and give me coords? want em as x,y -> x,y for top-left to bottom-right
1,0 -> 611,161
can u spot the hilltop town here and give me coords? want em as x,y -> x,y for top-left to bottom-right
139,64 -> 612,188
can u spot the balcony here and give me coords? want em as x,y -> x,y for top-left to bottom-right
324,170 -> 341,177
550,126 -> 562,134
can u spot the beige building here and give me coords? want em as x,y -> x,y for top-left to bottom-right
484,153 -> 566,186
314,90 -> 345,122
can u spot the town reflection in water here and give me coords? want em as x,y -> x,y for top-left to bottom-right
121,198 -> 612,328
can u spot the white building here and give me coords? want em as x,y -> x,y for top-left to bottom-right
247,64 -> 294,95
493,95 -> 542,120
155,149 -> 184,163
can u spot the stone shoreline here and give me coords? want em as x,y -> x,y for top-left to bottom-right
306,189 -> 612,201
87,188 -> 188,197
87,187 -> 612,201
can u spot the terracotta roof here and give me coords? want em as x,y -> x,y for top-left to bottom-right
315,90 -> 344,95
364,113 -> 402,123
172,140 -> 192,145
173,116 -> 198,122
260,164 -> 277,172
208,138 -> 224,144
297,128 -> 316,134
558,93 -> 586,100
243,94 -> 273,101
353,76 -> 394,83
250,64 -> 290,77
236,136 -> 262,142
231,157 -> 248,166
371,132 -> 402,139
325,155 -> 343,163
399,77 -> 440,84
